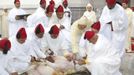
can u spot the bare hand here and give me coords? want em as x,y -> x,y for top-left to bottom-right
60,25 -> 65,29
77,59 -> 86,65
31,56 -> 36,62
23,16 -> 27,21
15,16 -> 20,20
65,54 -> 73,61
11,72 -> 18,75
45,56 -> 55,63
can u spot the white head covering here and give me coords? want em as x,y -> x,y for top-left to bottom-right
86,3 -> 93,11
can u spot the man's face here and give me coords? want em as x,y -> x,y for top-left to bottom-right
41,3 -> 46,9
56,12 -> 64,19
50,34 -> 59,39
88,35 -> 97,44
63,3 -> 68,8
122,3 -> 127,9
78,24 -> 87,30
0,47 -> 9,55
17,38 -> 26,44
15,2 -> 20,8
36,32 -> 44,38
87,6 -> 92,12
46,12 -> 53,17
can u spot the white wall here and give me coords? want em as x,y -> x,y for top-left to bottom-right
0,0 -> 96,8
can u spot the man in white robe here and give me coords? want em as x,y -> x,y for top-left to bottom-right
99,0 -> 128,57
49,5 -> 71,31
33,4 -> 55,28
62,0 -> 72,25
28,24 -> 46,60
9,28 -> 36,74
122,0 -> 133,52
79,21 -> 101,59
83,3 -> 96,24
0,38 -> 18,75
8,0 -> 27,37
27,0 -> 46,27
78,31 -> 122,75
41,25 -> 70,56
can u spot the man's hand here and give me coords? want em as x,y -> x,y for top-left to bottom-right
65,54 -> 73,62
15,16 -> 20,20
23,16 -> 27,21
77,59 -> 86,65
45,56 -> 55,63
11,72 -> 18,75
60,25 -> 65,30
31,56 -> 36,62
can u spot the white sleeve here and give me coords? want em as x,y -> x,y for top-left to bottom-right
0,67 -> 9,75
6,61 -> 16,73
32,43 -> 46,58
8,10 -> 16,23
61,38 -> 70,56
79,34 -> 87,57
112,12 -> 128,31
41,36 -> 49,53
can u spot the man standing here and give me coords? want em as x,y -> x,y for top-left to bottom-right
8,0 -> 27,37
49,5 -> 71,31
83,3 -> 97,24
99,0 -> 128,57
122,0 -> 133,52
34,4 -> 54,28
62,0 -> 72,25
27,0 -> 46,27
79,31 -> 122,75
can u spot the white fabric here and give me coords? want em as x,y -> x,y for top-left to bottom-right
8,7 -> 27,37
26,28 -> 46,59
41,32 -> 70,56
0,51 -> 16,75
83,3 -> 96,24
27,7 -> 45,27
99,4 -> 128,57
54,0 -> 62,8
85,34 -> 121,75
64,7 -> 72,26
83,11 -> 96,24
79,32 -> 93,58
0,67 -> 9,75
9,36 -> 31,74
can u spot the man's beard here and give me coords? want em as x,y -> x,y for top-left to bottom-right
3,49 -> 8,54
